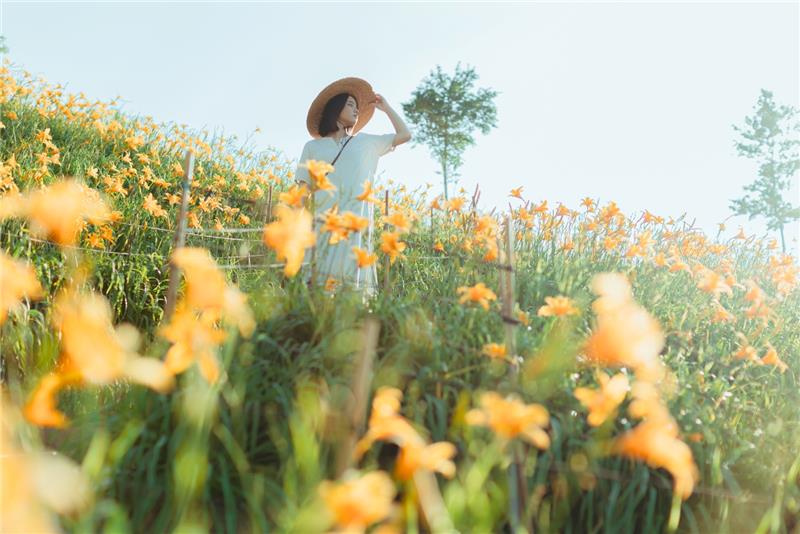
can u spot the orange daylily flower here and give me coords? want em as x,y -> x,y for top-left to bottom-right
394,440 -> 457,482
457,282 -> 497,311
353,246 -> 377,268
761,342 -> 788,372
711,303 -> 736,324
341,211 -> 369,232
262,205 -> 316,277
278,183 -> 309,208
537,295 -> 579,317
446,197 -> 465,212
482,242 -> 499,262
532,200 -> 548,214
380,232 -> 406,264
321,206 -> 348,244
695,267 -> 733,298
481,343 -> 507,360
356,180 -> 381,204
143,192 -> 168,219
509,186 -> 524,199
324,277 -> 338,292
385,211 -> 411,233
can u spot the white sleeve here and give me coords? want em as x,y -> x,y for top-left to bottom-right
374,133 -> 397,157
294,142 -> 312,186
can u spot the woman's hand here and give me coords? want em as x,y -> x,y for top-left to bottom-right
372,93 -> 389,113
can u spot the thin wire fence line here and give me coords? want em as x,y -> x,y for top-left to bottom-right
25,236 -> 167,258
114,221 -> 262,242
217,262 -> 310,270
15,234 -> 271,261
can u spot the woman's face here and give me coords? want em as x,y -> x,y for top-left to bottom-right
338,95 -> 359,128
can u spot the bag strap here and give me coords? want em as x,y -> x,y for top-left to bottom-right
295,135 -> 354,187
331,134 -> 354,166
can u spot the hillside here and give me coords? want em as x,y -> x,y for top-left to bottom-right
1,59 -> 799,533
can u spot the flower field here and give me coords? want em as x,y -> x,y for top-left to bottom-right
1,59 -> 799,533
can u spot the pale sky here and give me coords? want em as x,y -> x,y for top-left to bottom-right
2,1 -> 799,257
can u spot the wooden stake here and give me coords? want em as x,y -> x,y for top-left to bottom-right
310,190 -> 317,289
335,316 -> 381,477
499,211 -> 529,531
382,190 -> 390,292
266,183 -> 273,223
501,213 -> 518,374
163,150 -> 195,322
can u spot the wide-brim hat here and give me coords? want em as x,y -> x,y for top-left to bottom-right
306,77 -> 377,139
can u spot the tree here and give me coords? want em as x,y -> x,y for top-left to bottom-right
730,89 -> 800,253
400,62 -> 498,200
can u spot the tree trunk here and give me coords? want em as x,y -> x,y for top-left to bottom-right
442,142 -> 449,201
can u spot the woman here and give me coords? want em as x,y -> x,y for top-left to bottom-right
293,77 -> 412,299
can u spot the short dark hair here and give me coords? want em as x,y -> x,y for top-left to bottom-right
318,92 -> 357,137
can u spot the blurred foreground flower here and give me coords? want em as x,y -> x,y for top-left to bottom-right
0,251 -> 43,324
2,393 -> 91,532
318,470 -> 396,533
573,371 -> 629,426
466,392 -> 550,449
301,159 -> 337,193
262,204 -> 316,277
160,247 -> 256,384
170,247 -> 255,336
355,387 -> 456,481
24,287 -> 175,427
612,383 -> 699,500
481,342 -> 507,361
583,272 -> 666,381
161,305 -> 228,384
353,246 -> 377,268
0,178 -> 110,245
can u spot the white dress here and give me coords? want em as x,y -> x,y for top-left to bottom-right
292,131 -> 397,296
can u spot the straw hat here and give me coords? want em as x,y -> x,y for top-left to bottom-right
306,77 -> 377,139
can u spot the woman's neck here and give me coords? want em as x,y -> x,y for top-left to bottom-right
327,127 -> 350,141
